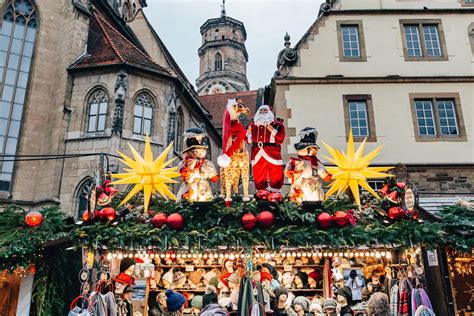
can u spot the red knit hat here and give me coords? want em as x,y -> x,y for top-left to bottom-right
219,272 -> 231,288
309,270 -> 321,282
260,271 -> 272,282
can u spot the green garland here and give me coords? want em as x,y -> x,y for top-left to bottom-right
0,206 -> 68,271
70,196 -> 468,252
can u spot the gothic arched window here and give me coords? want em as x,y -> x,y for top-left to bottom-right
122,1 -> 131,21
75,177 -> 93,219
174,107 -> 184,152
86,89 -> 108,133
133,92 -> 153,136
0,0 -> 38,192
214,53 -> 223,71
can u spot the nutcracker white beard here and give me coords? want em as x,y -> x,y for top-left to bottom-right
254,109 -> 275,126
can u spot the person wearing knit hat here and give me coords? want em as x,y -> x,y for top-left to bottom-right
293,296 -> 310,314
271,286 -> 295,315
309,301 -> 323,314
114,258 -> 136,294
226,272 -> 240,288
162,269 -> 174,289
295,271 -> 309,289
165,289 -> 186,313
262,263 -> 279,280
336,286 -> 354,316
190,295 -> 203,315
260,271 -> 273,283
308,269 -> 321,288
201,285 -> 227,316
322,298 -> 337,315
208,276 -> 219,288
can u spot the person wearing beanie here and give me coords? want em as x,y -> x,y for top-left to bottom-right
190,295 -> 203,315
295,271 -> 309,289
262,263 -> 279,280
116,285 -> 134,316
336,286 -> 354,315
308,269 -> 321,289
165,289 -> 186,315
271,286 -> 295,315
322,298 -> 337,316
200,285 -> 227,316
114,258 -> 136,294
367,292 -> 389,316
293,296 -> 310,315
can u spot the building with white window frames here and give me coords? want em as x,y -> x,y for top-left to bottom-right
270,1 -> 472,313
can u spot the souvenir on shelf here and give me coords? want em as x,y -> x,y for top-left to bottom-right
247,105 -> 286,202
177,127 -> 219,202
285,127 -> 332,205
217,98 -> 251,205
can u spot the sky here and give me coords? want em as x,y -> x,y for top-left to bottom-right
145,0 -> 324,90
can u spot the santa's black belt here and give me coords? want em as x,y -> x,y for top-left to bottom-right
252,143 -> 280,147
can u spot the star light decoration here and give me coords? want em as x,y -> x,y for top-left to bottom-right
111,136 -> 180,213
322,130 -> 393,206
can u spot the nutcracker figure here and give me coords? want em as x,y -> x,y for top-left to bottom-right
177,128 -> 219,202
247,105 -> 285,202
285,127 -> 332,204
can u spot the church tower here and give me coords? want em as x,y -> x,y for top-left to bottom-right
196,1 -> 249,95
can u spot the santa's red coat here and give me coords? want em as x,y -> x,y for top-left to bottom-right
247,119 -> 285,165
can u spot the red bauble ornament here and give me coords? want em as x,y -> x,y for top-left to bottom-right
151,213 -> 168,228
242,213 -> 258,231
258,211 -> 274,228
167,213 -> 184,230
27,264 -> 36,274
25,211 -> 43,227
100,207 -> 116,221
333,210 -> 349,227
388,207 -> 404,220
317,212 -> 333,229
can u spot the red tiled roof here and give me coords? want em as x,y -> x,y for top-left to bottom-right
198,90 -> 261,129
70,7 -> 171,76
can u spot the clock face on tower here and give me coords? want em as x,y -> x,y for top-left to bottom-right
205,80 -> 230,94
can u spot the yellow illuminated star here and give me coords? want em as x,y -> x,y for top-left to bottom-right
111,136 -> 180,213
322,130 -> 393,206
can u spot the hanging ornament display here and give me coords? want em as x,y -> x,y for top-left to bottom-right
111,136 -> 180,213
323,130 -> 393,206
151,213 -> 168,228
317,212 -> 333,229
167,213 -> 184,230
242,213 -> 258,231
99,207 -> 116,222
25,211 -> 44,228
258,211 -> 275,228
82,210 -> 92,222
388,207 -> 404,221
177,128 -> 219,202
333,210 -> 349,227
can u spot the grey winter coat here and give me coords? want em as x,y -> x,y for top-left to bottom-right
200,303 -> 228,316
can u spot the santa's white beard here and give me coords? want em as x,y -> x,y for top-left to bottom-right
254,111 -> 275,125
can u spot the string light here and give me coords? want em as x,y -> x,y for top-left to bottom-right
117,253 -> 123,260
386,252 -> 392,260
106,253 -> 113,260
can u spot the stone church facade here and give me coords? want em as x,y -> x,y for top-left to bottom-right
0,0 -> 221,217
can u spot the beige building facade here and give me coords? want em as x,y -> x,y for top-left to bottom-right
271,0 -> 474,195
0,0 -> 221,218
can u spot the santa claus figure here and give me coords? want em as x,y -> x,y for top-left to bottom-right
247,105 -> 285,201
177,128 -> 219,202
285,127 -> 332,204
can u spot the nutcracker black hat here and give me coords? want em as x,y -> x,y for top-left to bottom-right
294,127 -> 319,151
182,127 -> 209,154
